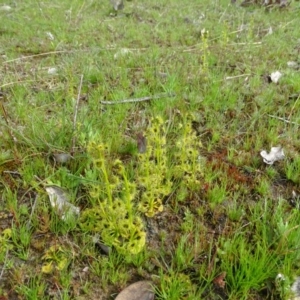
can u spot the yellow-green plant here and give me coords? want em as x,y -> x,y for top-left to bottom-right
0,228 -> 13,257
41,245 -> 71,274
200,28 -> 210,75
136,116 -> 172,217
136,115 -> 202,213
173,115 -> 202,200
221,21 -> 229,47
247,16 -> 255,41
80,142 -> 145,255
80,115 -> 202,254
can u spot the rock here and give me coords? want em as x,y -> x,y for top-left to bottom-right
115,281 -> 155,300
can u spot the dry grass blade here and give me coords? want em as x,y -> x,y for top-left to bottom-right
71,74 -> 83,155
0,248 -> 9,281
0,102 -> 20,160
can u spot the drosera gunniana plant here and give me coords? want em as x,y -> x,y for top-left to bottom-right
79,114 -> 203,254
172,113 -> 203,200
80,141 -> 146,255
136,116 -> 172,217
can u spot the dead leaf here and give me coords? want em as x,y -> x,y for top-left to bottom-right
291,277 -> 300,299
279,0 -> 288,7
110,0 -> 124,11
48,67 -> 58,75
46,31 -> 54,40
213,272 -> 226,289
260,146 -> 284,165
45,186 -> 80,220
115,281 -> 154,300
287,61 -> 299,69
137,133 -> 147,154
53,152 -> 73,164
266,26 -> 273,35
270,71 -> 282,83
0,5 -> 12,12
114,48 -> 131,60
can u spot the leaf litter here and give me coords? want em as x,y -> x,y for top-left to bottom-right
45,186 -> 80,221
270,71 -> 283,83
260,146 -> 285,165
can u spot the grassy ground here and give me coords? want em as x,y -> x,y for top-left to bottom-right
1,0 -> 300,299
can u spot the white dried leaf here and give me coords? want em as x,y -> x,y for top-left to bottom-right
292,190 -> 297,199
0,5 -> 12,11
280,0 -> 287,6
48,67 -> 58,75
45,186 -> 80,220
114,48 -> 131,60
287,61 -> 299,69
110,0 -> 124,11
46,31 -> 55,41
266,26 -> 273,35
260,146 -> 284,165
291,277 -> 300,299
270,71 -> 282,83
53,153 -> 72,163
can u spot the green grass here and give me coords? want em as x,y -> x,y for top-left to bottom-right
1,0 -> 300,299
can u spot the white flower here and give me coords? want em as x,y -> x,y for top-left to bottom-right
260,146 -> 284,165
276,273 -> 286,281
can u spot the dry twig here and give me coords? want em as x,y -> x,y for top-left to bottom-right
268,114 -> 300,126
100,92 -> 175,105
26,194 -> 39,230
0,248 -> 9,281
225,74 -> 251,80
3,50 -> 70,63
0,102 -> 20,160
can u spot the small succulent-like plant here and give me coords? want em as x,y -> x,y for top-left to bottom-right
172,114 -> 203,198
200,29 -> 210,74
80,142 -> 146,255
41,245 -> 71,274
0,228 -> 13,256
136,116 -> 172,217
80,115 -> 203,254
